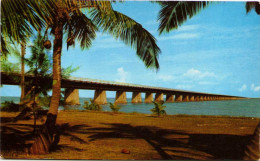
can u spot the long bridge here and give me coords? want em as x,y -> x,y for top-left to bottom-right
1,72 -> 246,105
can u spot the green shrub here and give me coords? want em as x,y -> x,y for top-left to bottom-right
151,101 -> 166,117
1,101 -> 24,112
83,99 -> 102,111
109,102 -> 121,113
38,96 -> 51,107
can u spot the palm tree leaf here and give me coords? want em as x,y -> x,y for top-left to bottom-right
1,0 -> 55,53
0,57 -> 20,73
89,4 -> 161,70
246,2 -> 260,15
246,2 -> 256,14
64,10 -> 98,50
64,0 -> 111,10
27,0 -> 56,26
158,1 -> 210,34
0,35 -> 9,58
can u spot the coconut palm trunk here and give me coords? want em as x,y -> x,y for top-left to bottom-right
28,1 -> 162,154
29,5 -> 64,154
45,6 -> 63,137
20,41 -> 26,102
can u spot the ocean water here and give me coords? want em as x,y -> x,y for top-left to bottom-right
1,96 -> 260,117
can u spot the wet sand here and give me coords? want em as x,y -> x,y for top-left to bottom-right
1,111 -> 259,159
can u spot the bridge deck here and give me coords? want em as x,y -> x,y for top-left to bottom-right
1,72 -> 245,98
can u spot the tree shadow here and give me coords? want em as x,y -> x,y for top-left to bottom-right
0,117 -> 15,123
0,122 -> 90,156
54,144 -> 84,152
188,134 -> 250,159
54,123 -> 90,146
85,123 -> 252,160
1,120 -> 254,160
0,124 -> 41,152
0,109 -> 48,123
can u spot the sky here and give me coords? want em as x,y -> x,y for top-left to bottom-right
1,1 -> 260,98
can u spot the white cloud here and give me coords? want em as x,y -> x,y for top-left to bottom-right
93,36 -> 125,49
176,84 -> 193,90
183,68 -> 217,80
115,67 -> 128,82
239,84 -> 247,92
178,25 -> 199,31
198,81 -> 218,85
96,43 -> 125,49
158,33 -> 199,41
156,74 -> 174,82
251,84 -> 260,92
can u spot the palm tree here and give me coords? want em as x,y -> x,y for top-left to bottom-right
2,0 -> 161,154
46,1 -> 160,140
109,102 -> 121,113
151,101 -> 166,117
1,0 -> 54,103
157,1 -> 259,34
20,41 -> 26,102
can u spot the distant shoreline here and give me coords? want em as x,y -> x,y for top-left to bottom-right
1,96 -> 260,118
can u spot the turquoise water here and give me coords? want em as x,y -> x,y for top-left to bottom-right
1,96 -> 260,117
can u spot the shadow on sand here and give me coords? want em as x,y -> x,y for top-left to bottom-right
85,123 -> 251,160
0,122 -> 90,156
0,119 -> 253,159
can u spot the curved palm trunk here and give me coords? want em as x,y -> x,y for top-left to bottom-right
29,5 -> 64,154
45,5 -> 64,138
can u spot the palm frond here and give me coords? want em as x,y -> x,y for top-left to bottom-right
64,0 -> 112,11
246,2 -> 260,15
64,11 -> 97,50
0,35 -> 9,58
27,0 -> 56,26
0,36 -> 20,59
0,58 -> 20,73
151,101 -> 166,116
158,1 -> 210,34
90,4 -> 161,70
246,2 -> 256,14
1,0 -> 55,80
1,0 -> 55,53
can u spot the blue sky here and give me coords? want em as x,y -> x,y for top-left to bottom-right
1,2 -> 260,98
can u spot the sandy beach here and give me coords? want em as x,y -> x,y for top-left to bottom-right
0,110 -> 259,160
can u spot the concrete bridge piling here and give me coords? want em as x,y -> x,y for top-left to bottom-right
183,95 -> 190,102
64,88 -> 80,105
175,95 -> 183,102
145,92 -> 153,103
195,96 -> 200,101
166,94 -> 174,102
132,92 -> 142,103
94,90 -> 107,105
189,96 -> 195,101
115,91 -> 127,104
155,93 -> 164,102
203,96 -> 207,101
